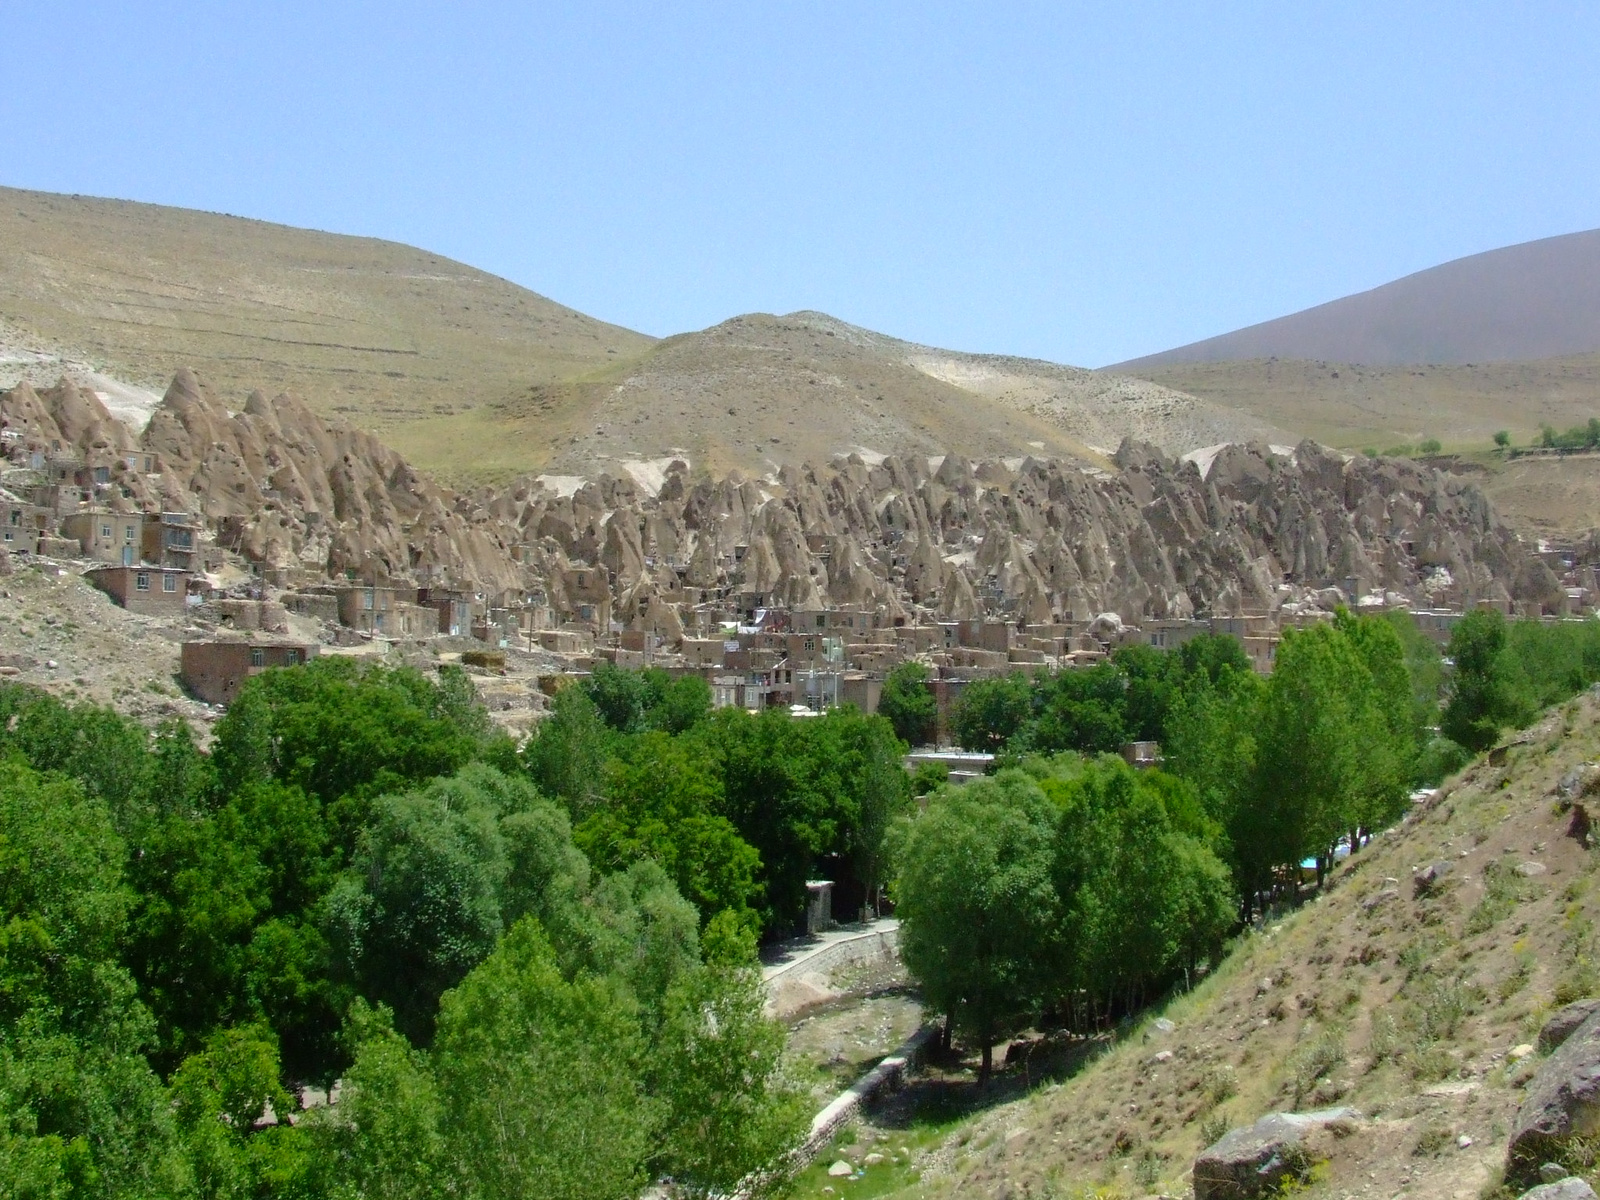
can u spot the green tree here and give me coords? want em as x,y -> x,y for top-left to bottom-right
651,966 -> 807,1198
0,759 -> 190,1199
169,1024 -> 293,1199
1441,609 -> 1529,752
523,685 -> 612,814
325,785 -> 507,1045
951,672 -> 1034,752
304,1001 -> 444,1200
577,732 -> 761,926
892,771 -> 1060,1080
433,920 -> 653,1200
879,662 -> 937,746
1493,430 -> 1511,449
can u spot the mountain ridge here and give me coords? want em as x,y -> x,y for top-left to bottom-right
1114,227 -> 1600,369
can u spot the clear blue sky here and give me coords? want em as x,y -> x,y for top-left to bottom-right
4,2 -> 1598,366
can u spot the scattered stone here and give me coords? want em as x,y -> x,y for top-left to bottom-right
827,1160 -> 853,1178
1192,1108 -> 1358,1200
1519,861 -> 1549,877
1543,1163 -> 1572,1183
1509,1010 -> 1600,1173
863,1152 -> 884,1165
1540,1001 -> 1600,1053
1413,860 -> 1455,897
1520,1178 -> 1598,1200
1153,1017 -> 1175,1033
1457,1134 -> 1473,1148
1151,1050 -> 1174,1063
1363,886 -> 1400,911
1511,1044 -> 1537,1061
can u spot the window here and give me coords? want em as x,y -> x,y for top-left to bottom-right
7,510 -> 18,526
162,574 -> 177,592
815,615 -> 825,628
101,524 -> 111,538
363,590 -> 374,610
250,648 -> 265,667
135,572 -> 150,591
286,649 -> 301,665
125,526 -> 136,541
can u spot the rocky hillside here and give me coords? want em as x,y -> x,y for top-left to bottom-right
818,692 -> 1600,1200
2,370 -> 1552,626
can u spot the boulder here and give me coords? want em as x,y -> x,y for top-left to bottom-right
1518,1180 -> 1598,1200
1192,1108 -> 1358,1200
1413,860 -> 1454,898
1510,1009 -> 1600,1174
1540,1000 -> 1600,1053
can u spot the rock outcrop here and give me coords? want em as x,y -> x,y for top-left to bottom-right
1509,1009 -> 1600,1176
1192,1108 -> 1359,1200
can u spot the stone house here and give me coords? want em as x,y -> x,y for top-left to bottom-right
180,639 -> 319,706
1,489 -> 52,554
85,565 -> 190,616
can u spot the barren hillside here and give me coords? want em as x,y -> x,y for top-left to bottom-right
1117,228 -> 1600,369
1123,354 -> 1600,457
397,311 -> 1290,482
0,185 -> 654,431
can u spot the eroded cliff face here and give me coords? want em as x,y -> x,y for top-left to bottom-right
1,370 -> 1552,626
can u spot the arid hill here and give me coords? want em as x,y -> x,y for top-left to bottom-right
0,187 -> 1288,486
1117,228 -> 1600,369
0,185 -> 654,431
396,310 -> 1289,482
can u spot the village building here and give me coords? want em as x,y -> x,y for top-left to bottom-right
180,639 -> 320,706
84,564 -> 191,616
141,511 -> 204,572
61,509 -> 146,564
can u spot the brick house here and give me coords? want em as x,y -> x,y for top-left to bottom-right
180,639 -> 319,706
84,565 -> 190,616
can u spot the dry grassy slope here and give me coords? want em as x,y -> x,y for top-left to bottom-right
395,311 -> 1290,482
1121,355 -> 1600,456
0,185 -> 654,430
875,694 -> 1600,1200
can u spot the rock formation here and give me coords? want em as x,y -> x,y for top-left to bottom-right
1,370 -> 1553,628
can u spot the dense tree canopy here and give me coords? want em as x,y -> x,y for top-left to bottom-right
0,660 -> 815,1200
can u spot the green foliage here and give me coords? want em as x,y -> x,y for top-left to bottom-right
1493,429 -> 1511,449
909,759 -> 948,797
582,661 -> 711,736
325,783 -> 507,1046
1045,757 -> 1234,1009
0,668 -> 813,1197
210,658 -> 484,827
1441,609 -> 1532,751
576,731 -> 761,928
650,966 -> 808,1197
893,771 -> 1062,1074
1539,418 -> 1600,451
951,672 -> 1034,751
879,661 -> 937,746
1418,438 -> 1442,455
522,685 -> 612,813
432,919 -> 653,1200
